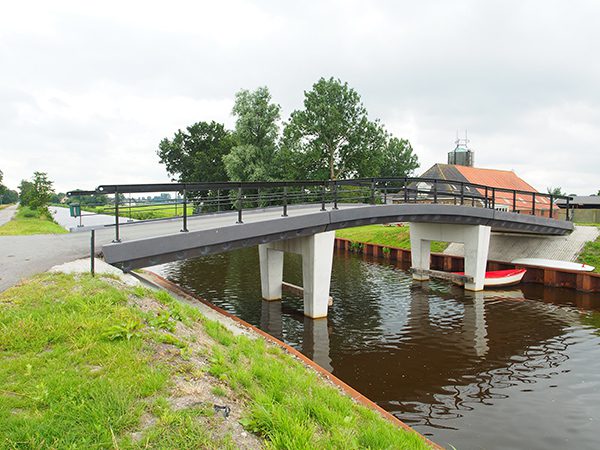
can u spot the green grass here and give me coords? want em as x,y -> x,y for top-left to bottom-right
0,273 -> 430,449
0,206 -> 67,236
90,204 -> 194,220
336,224 -> 448,253
578,225 -> 600,273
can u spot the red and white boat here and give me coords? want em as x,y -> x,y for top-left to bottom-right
452,268 -> 527,288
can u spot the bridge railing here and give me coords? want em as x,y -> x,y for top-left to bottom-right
67,178 -> 572,242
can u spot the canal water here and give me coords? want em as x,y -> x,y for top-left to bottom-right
154,248 -> 600,449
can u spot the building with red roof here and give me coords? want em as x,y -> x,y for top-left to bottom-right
415,137 -> 555,215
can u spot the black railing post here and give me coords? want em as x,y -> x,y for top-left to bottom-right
566,196 -> 571,221
321,184 -> 326,211
217,189 -> 221,212
404,178 -> 408,203
491,188 -> 496,210
113,188 -> 120,243
237,187 -> 243,223
532,192 -> 536,215
333,182 -> 339,210
513,191 -> 517,212
370,179 -> 376,205
282,186 -> 288,217
460,182 -> 465,205
433,179 -> 438,203
181,187 -> 188,232
383,183 -> 387,204
549,195 -> 554,218
484,186 -> 488,208
90,229 -> 95,276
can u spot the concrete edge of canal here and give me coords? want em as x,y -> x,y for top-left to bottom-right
132,268 -> 443,450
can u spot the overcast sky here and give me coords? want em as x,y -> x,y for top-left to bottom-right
1,0 -> 599,194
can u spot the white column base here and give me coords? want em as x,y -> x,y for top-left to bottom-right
409,222 -> 491,291
258,231 -> 335,318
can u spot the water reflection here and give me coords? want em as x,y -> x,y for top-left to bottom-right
155,247 -> 600,450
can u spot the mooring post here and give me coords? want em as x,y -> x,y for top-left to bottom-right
181,187 -> 188,232
113,188 -> 121,243
90,229 -> 95,276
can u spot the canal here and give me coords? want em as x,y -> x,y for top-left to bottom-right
154,247 -> 600,449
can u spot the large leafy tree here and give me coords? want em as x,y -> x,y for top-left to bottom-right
378,137 -> 419,178
223,87 -> 282,181
282,77 -> 388,180
158,121 -> 234,182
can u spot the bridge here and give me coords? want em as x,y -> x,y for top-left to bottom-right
69,178 -> 573,318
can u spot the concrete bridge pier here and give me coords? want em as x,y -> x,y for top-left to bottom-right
410,223 -> 491,291
259,231 -> 335,318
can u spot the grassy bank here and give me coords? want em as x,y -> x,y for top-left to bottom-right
0,204 -> 14,211
336,224 -> 448,253
0,206 -> 67,236
578,226 -> 600,273
0,273 -> 429,449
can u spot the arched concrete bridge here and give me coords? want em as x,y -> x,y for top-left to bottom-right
69,178 -> 573,318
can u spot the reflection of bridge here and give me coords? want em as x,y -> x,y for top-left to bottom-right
69,178 -> 573,317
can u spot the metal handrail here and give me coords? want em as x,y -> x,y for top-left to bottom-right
67,177 -> 573,242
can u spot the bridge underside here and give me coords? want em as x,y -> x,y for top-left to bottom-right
102,203 -> 573,271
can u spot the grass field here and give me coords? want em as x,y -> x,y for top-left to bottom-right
336,224 -> 448,253
0,206 -> 67,236
0,272 -> 429,449
88,204 -> 195,220
578,225 -> 600,273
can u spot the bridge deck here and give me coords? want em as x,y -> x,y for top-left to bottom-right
99,203 -> 573,270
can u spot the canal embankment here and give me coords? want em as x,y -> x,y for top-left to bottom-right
335,237 -> 600,293
0,259 -> 436,449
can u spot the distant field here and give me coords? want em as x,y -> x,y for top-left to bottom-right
0,206 -> 67,236
336,224 -> 448,253
85,204 -> 195,220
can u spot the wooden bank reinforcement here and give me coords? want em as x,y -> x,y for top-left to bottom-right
335,237 -> 600,293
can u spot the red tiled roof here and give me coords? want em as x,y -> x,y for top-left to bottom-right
453,165 -> 538,192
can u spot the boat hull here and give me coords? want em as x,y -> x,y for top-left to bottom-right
452,269 -> 527,288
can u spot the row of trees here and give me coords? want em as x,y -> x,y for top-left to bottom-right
0,170 -> 19,204
158,77 -> 419,183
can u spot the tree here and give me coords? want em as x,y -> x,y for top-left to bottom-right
29,172 -> 54,211
158,121 -> 234,182
547,186 -> 565,197
378,137 -> 420,178
282,77 -> 388,180
18,180 -> 34,206
223,87 -> 282,181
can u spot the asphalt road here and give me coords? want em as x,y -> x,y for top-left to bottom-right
0,204 -> 17,227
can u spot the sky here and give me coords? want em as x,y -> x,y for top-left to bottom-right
1,0 -> 599,194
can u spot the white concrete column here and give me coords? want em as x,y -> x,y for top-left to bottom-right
463,225 -> 491,291
303,317 -> 332,372
258,231 -> 335,318
259,245 -> 284,300
408,222 -> 491,291
410,224 -> 431,281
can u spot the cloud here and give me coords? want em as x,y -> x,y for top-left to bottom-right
1,0 -> 599,194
